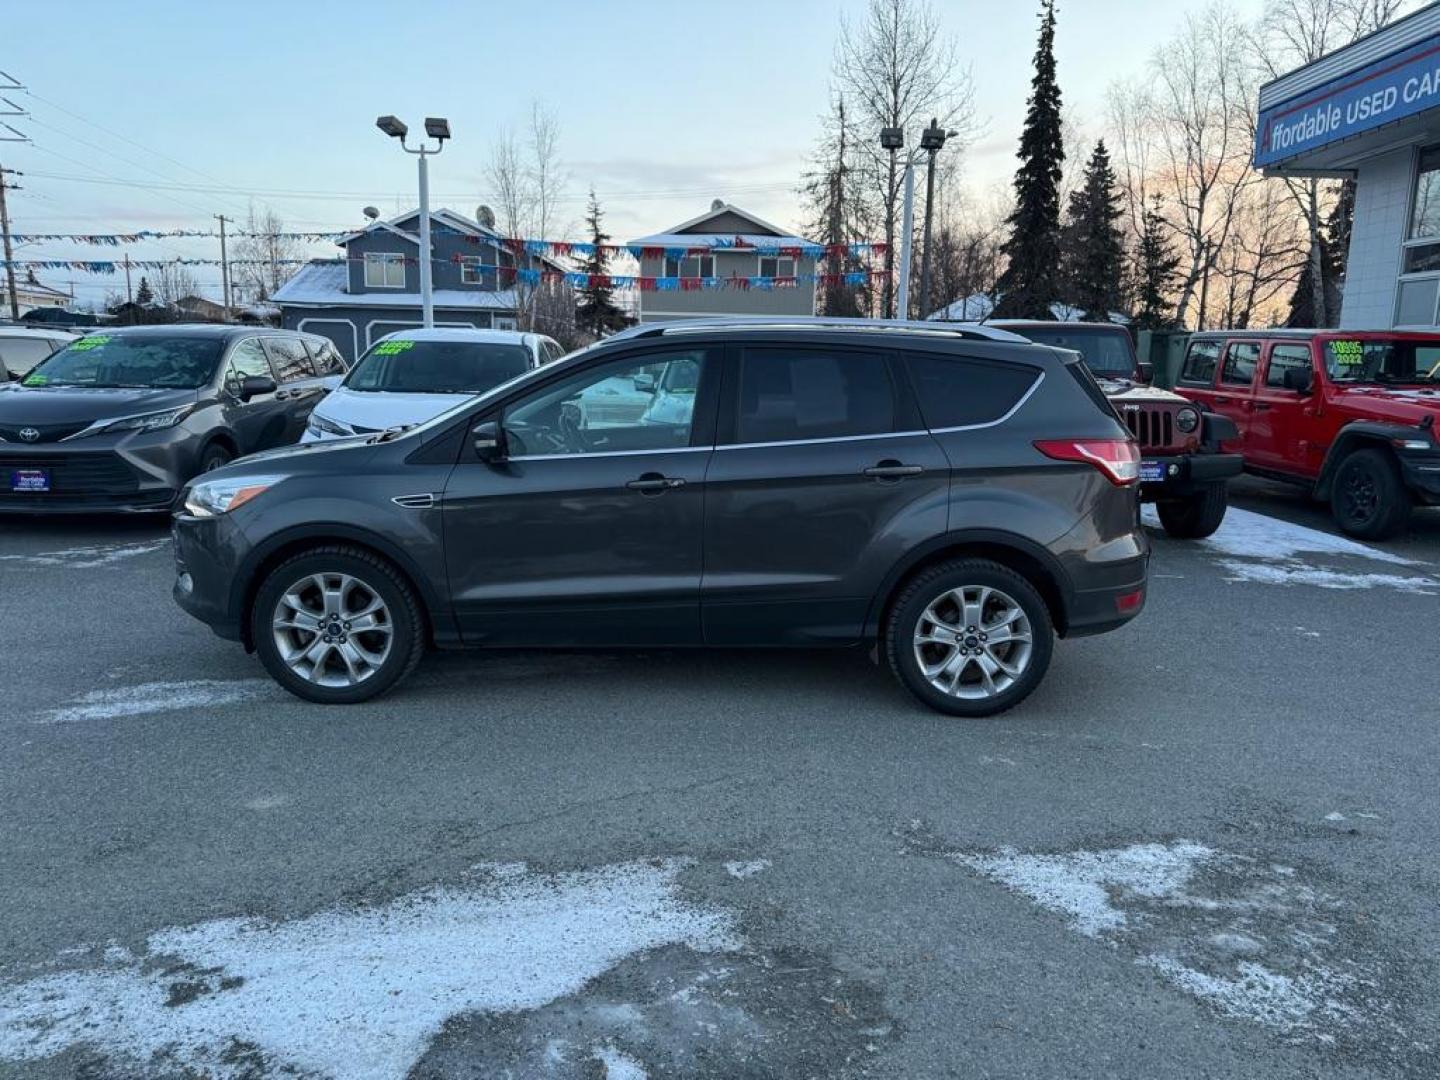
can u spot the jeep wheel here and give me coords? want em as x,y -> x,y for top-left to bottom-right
1331,448 -> 1410,540
252,546 -> 426,704
1156,483 -> 1228,539
886,559 -> 1054,718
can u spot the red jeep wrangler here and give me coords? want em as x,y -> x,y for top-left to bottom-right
1173,330 -> 1440,539
991,322 -> 1243,538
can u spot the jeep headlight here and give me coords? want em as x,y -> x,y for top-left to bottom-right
183,474 -> 284,517
1175,407 -> 1200,434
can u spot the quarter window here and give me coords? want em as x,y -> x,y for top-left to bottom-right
1265,344 -> 1312,389
905,354 -> 1040,428
736,348 -> 896,444
265,337 -> 315,383
307,339 -> 346,375
1180,340 -> 1221,385
363,252 -> 407,288
1220,343 -> 1260,386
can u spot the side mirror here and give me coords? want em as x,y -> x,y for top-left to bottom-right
472,419 -> 505,462
1136,361 -> 1154,384
1282,367 -> 1314,394
633,373 -> 657,393
238,374 -> 277,401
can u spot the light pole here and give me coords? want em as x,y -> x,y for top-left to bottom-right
879,126 -> 903,319
376,114 -> 450,329
918,118 -> 957,321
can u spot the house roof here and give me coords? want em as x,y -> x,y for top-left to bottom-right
271,259 -> 520,311
630,202 -> 807,246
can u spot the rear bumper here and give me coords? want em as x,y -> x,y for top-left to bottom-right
1064,551 -> 1149,638
1139,452 -> 1242,500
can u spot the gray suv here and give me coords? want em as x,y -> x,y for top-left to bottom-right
172,319 -> 1149,717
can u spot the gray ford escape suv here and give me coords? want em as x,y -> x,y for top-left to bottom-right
172,319 -> 1149,717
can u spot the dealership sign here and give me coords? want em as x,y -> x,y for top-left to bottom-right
1256,35 -> 1440,168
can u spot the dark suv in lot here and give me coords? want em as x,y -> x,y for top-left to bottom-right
0,325 -> 346,513
172,319 -> 1149,717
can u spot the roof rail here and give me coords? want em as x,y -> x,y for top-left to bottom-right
615,316 -> 1032,344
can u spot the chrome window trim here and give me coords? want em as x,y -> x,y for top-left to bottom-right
922,369 -> 1045,434
717,429 -> 931,452
506,444 -> 713,462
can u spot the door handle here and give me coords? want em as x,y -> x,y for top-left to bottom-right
1214,395 -> 1232,405
863,462 -> 924,479
626,473 -> 686,493
1252,402 -> 1271,411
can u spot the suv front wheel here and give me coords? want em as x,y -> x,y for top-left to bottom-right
252,546 -> 426,704
886,559 -> 1054,718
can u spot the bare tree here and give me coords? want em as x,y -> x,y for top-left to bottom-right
833,0 -> 978,317
486,127 -> 533,240
800,93 -> 879,316
232,204 -> 302,301
152,260 -> 199,306
527,103 -> 567,242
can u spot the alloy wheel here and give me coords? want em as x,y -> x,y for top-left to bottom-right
271,573 -> 394,688
913,585 -> 1034,701
1342,468 -> 1378,525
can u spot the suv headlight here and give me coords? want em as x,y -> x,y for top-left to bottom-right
1175,407 -> 1201,434
306,411 -> 353,438
183,474 -> 285,517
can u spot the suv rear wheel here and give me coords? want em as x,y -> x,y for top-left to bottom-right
1156,483 -> 1227,539
252,546 -> 425,704
886,559 -> 1054,718
1331,447 -> 1410,540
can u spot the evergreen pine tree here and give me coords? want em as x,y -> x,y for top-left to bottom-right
1132,195 -> 1181,332
1060,140 -> 1127,321
1326,179 -> 1355,292
574,190 -> 630,339
134,276 -> 154,306
993,0 -> 1065,319
1287,182 -> 1351,328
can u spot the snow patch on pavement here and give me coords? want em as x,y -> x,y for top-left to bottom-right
0,859 -> 739,1079
1216,560 -> 1437,593
38,680 -> 277,724
593,1043 -> 649,1079
723,859 -> 770,880
1141,505 -> 1415,565
0,539 -> 169,569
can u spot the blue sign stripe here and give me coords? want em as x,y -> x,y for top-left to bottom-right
1255,33 -> 1440,168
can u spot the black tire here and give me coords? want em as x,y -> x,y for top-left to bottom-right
885,558 -> 1054,718
198,443 -> 234,473
251,545 -> 426,704
1330,448 -> 1411,540
1155,483 -> 1228,539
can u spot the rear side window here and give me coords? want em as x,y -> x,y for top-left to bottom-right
1180,340 -> 1221,384
736,348 -> 895,443
905,353 -> 1040,429
265,337 -> 316,383
1221,343 -> 1260,386
1266,344 -> 1312,389
308,339 -> 346,375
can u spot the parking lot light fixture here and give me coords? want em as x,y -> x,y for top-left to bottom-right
375,114 -> 451,328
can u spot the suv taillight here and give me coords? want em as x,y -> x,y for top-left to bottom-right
1034,438 -> 1141,487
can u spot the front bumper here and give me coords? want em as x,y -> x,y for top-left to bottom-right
172,510 -> 253,640
0,428 -> 203,514
1138,452 -> 1243,501
1397,448 -> 1440,503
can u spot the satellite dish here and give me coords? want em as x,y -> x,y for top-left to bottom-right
362,206 -> 380,221
476,205 -> 496,230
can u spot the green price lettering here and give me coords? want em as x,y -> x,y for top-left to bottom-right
22,374 -> 48,386
70,335 -> 111,352
1331,340 -> 1365,366
374,340 -> 416,356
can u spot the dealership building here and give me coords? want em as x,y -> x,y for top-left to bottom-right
1259,5 -> 1440,328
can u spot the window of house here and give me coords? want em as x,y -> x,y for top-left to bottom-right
663,254 -> 715,278
459,256 -> 487,285
363,252 -> 406,288
1265,344 -> 1312,389
758,256 -> 796,279
735,348 -> 896,444
1220,342 -> 1260,386
1179,340 -> 1221,385
1401,147 -> 1440,289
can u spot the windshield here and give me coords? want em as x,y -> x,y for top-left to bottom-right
345,339 -> 532,394
21,335 -> 222,389
1324,339 -> 1440,385
1013,327 -> 1137,377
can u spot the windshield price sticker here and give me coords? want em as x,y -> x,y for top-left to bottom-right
1331,340 -> 1366,366
69,336 -> 111,352
374,340 -> 416,356
21,373 -> 48,386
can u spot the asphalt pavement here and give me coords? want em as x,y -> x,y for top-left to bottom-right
0,485 -> 1437,1079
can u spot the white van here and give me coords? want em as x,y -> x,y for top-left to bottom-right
303,328 -> 561,441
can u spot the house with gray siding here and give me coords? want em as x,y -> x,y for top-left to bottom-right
632,202 -> 817,323
272,207 -> 550,362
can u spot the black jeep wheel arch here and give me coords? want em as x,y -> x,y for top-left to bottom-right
1315,421 -> 1426,500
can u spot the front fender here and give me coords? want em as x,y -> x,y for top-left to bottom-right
1315,420 -> 1423,497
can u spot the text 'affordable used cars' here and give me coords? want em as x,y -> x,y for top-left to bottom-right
172,318 -> 1150,718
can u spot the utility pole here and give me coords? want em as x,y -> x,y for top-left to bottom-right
0,163 -> 18,320
123,254 -> 133,302
918,118 -> 957,321
214,214 -> 232,315
879,127 -> 903,319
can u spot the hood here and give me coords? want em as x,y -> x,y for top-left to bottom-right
1329,384 -> 1440,426
0,386 -> 198,443
314,387 -> 475,434
1099,379 -> 1189,406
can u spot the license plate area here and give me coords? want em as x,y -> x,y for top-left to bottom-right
9,468 -> 51,492
1140,460 -> 1165,483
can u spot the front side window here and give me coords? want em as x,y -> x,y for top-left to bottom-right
21,334 -> 223,390
1265,344 -> 1312,389
663,254 -> 716,278
1220,343 -> 1260,386
363,252 -> 406,288
1324,338 -> 1440,384
759,256 -> 796,279
346,338 -> 533,395
1180,340 -> 1221,385
225,338 -> 273,394
265,337 -> 316,383
736,348 -> 896,444
502,350 -> 708,457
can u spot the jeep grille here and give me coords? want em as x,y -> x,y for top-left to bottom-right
1123,407 -> 1173,450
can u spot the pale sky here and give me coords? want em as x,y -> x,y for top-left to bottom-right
4,0 -> 1271,306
